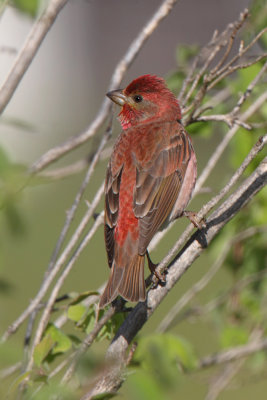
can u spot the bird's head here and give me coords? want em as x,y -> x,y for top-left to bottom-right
106,75 -> 181,130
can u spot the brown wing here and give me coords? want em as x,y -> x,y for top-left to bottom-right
133,124 -> 193,255
104,163 -> 123,268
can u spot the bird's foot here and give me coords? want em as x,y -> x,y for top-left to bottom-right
146,251 -> 166,287
183,210 -> 206,229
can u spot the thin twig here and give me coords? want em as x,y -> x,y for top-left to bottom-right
0,0 -> 68,114
1,117 -> 111,344
209,27 -> 267,87
84,152 -> 267,398
154,134 -> 266,277
199,335 -> 267,369
25,211 -> 104,374
30,0 -> 180,173
207,53 -> 267,91
157,225 -> 267,332
1,182 -> 105,343
149,60 -> 267,257
194,114 -> 251,129
205,329 -> 262,400
157,241 -> 230,333
194,89 -> 267,196
209,10 -> 248,75
205,360 -> 245,400
0,362 -> 22,379
61,306 -> 116,384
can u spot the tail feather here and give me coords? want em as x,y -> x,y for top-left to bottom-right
119,254 -> 145,303
99,254 -> 145,308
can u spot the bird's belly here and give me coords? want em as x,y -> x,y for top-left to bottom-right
114,166 -> 139,247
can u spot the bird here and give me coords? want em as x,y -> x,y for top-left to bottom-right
99,74 -> 197,308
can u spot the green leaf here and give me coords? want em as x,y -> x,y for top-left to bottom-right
250,351 -> 267,372
33,334 -> 54,367
92,392 -> 116,400
240,289 -> 261,318
69,290 -> 99,306
33,374 -> 49,384
126,369 -> 166,400
46,324 -> 72,354
220,325 -> 249,348
187,121 -> 212,137
27,381 -> 76,400
8,371 -> 31,396
135,333 -> 197,373
250,0 -> 267,49
12,0 -> 40,17
176,44 -> 199,65
33,324 -> 72,367
67,304 -> 87,322
96,312 -> 125,341
231,63 -> 262,94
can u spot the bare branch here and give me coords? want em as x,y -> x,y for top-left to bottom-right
84,150 -> 267,398
37,159 -> 89,181
194,89 -> 267,196
194,114 -> 251,129
149,63 -> 267,258
62,306 -> 116,384
30,0 -> 180,173
25,211 -> 104,373
157,225 -> 267,332
205,329 -> 263,400
0,362 -> 22,380
153,134 -> 266,279
1,178 -> 104,343
157,241 -> 230,333
0,0 -> 68,114
200,334 -> 267,369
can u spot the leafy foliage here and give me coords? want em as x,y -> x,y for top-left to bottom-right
11,0 -> 40,17
0,2 -> 267,400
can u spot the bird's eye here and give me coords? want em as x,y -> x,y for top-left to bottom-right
133,95 -> 143,103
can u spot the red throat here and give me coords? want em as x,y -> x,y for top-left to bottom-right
118,105 -> 142,130
118,75 -> 181,130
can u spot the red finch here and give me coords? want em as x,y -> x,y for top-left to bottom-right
99,75 -> 197,308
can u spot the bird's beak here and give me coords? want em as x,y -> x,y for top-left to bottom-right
106,89 -> 127,106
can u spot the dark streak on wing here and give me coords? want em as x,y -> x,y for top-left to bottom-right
133,123 -> 192,255
105,164 -> 123,228
138,172 -> 181,254
104,163 -> 123,268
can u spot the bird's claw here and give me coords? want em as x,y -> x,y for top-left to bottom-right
146,250 -> 166,287
183,210 -> 206,229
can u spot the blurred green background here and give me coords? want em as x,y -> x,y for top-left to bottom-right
0,0 -> 267,399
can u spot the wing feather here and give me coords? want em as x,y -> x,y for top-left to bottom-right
104,163 -> 123,268
133,124 -> 194,255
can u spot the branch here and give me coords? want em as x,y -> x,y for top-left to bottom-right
30,0 -> 180,173
0,0 -> 68,114
157,240 -> 230,333
1,177 -> 104,342
199,335 -> 267,369
25,211 -> 104,373
153,134 -> 267,279
61,306 -> 116,384
84,146 -> 267,398
205,329 -> 263,400
157,225 -> 267,332
149,63 -> 267,256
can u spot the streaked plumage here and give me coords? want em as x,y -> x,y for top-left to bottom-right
99,75 -> 197,308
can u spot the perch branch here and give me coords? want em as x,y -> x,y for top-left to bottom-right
25,211 -> 104,374
200,334 -> 267,369
83,149 -> 267,398
30,0 -> 180,173
157,225 -> 267,332
0,0 -> 68,114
